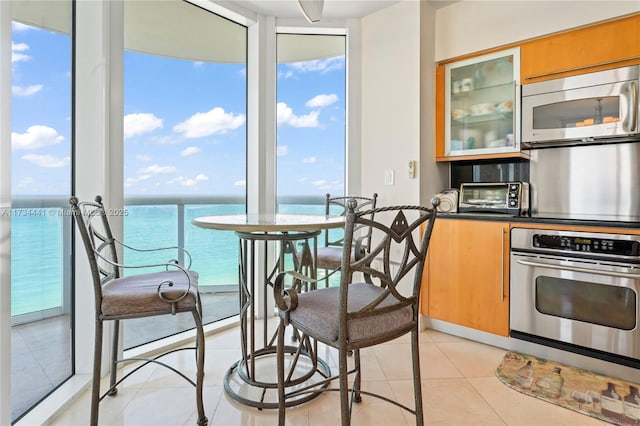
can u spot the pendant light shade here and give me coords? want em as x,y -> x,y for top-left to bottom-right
298,0 -> 324,23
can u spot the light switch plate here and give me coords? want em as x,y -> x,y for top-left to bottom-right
384,169 -> 394,185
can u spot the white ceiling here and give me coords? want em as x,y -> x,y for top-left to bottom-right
226,0 -> 455,21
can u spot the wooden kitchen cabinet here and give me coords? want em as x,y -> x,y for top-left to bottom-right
434,14 -> 640,162
520,13 -> 640,84
422,218 -> 510,336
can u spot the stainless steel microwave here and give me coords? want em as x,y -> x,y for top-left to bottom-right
521,65 -> 639,148
458,182 -> 529,216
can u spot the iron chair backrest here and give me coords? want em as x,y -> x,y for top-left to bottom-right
69,195 -> 120,314
323,193 -> 378,252
338,199 -> 438,342
70,195 -> 195,317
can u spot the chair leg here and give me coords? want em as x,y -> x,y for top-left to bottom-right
353,348 -> 362,403
108,319 -> 119,396
192,310 -> 208,426
90,319 -> 103,426
338,348 -> 351,426
276,320 -> 287,426
411,328 -> 424,426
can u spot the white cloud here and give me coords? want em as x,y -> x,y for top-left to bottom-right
136,154 -> 152,162
174,107 -> 245,138
278,70 -> 294,79
124,175 -> 152,187
12,125 -> 63,150
181,146 -> 201,157
277,102 -> 319,128
234,180 -> 246,187
124,113 -> 163,139
302,156 -> 317,163
288,56 -> 344,74
126,162 -> 181,189
12,84 -> 43,97
17,177 -> 36,188
21,154 -> 70,168
147,134 -> 178,145
311,179 -> 331,190
306,94 -> 338,108
169,174 -> 208,187
308,179 -> 342,191
12,42 -> 30,63
138,164 -> 176,175
277,145 -> 288,156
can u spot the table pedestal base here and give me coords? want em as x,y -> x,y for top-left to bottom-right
222,344 -> 331,409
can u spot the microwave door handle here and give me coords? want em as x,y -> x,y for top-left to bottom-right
515,257 -> 640,280
621,81 -> 638,133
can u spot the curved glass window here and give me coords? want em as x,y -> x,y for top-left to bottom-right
11,0 -> 73,421
276,33 -> 346,214
123,0 -> 247,348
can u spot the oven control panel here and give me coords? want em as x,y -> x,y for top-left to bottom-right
533,234 -> 640,256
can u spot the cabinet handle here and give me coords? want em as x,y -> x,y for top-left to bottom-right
500,227 -> 506,302
524,55 -> 640,80
512,80 -> 517,143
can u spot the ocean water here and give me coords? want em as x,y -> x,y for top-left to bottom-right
10,203 -> 331,316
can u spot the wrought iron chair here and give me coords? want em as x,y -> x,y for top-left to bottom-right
274,199 -> 439,426
312,193 -> 378,287
69,196 -> 208,426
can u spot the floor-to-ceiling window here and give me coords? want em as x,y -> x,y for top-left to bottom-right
276,33 -> 346,214
276,33 -> 346,278
10,1 -> 73,422
122,0 -> 247,348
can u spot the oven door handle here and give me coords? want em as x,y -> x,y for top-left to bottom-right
515,257 -> 640,279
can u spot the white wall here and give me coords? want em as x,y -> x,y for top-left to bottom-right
360,1 -> 425,206
420,1 -> 448,205
357,0 -> 639,210
435,1 -> 640,62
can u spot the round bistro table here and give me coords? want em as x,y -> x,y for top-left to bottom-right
192,213 -> 344,409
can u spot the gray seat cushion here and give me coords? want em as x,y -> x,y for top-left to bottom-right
101,270 -> 199,317
315,246 -> 345,269
315,246 -> 360,269
284,282 -> 413,345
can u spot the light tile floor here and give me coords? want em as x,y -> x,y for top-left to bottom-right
50,323 -> 607,426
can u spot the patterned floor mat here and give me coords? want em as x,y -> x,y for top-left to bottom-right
496,351 -> 640,426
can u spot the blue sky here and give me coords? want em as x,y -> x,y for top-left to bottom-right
11,21 -> 346,197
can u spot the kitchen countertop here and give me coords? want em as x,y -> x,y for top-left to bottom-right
439,212 -> 640,229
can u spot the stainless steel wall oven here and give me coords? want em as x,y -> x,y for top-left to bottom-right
510,228 -> 640,368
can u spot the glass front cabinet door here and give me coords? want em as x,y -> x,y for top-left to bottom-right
445,48 -> 520,157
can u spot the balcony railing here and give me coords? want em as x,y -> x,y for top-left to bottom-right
11,195 -> 326,324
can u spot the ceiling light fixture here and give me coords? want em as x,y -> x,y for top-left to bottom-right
298,0 -> 324,23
